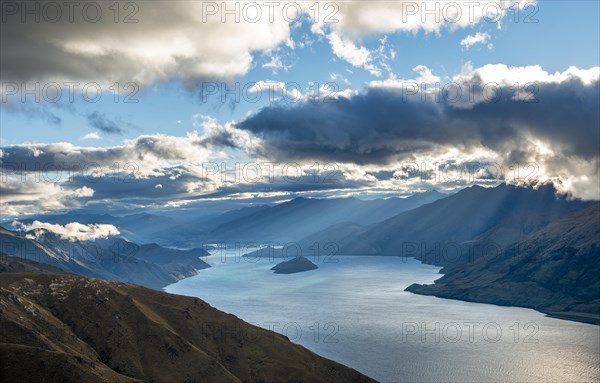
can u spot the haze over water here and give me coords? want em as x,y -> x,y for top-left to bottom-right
166,256 -> 600,382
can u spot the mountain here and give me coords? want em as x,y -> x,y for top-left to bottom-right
0,253 -> 68,274
406,204 -> 600,324
139,207 -> 269,248
93,238 -> 211,281
8,212 -> 179,246
337,184 -> 592,266
0,228 -> 210,289
0,272 -> 376,383
241,222 -> 365,260
7,192 -> 445,248
297,222 -> 366,255
242,246 -> 293,259
206,191 -> 446,244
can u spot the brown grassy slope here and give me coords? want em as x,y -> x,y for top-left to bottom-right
0,273 -> 376,383
0,253 -> 68,274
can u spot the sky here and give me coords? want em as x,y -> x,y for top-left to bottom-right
1,0 -> 599,217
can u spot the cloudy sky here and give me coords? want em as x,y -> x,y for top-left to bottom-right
1,0 -> 599,216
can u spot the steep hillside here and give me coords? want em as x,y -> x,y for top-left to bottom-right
338,184 -> 591,265
9,212 -> 178,245
0,253 -> 67,274
0,228 -> 209,289
407,204 -> 600,324
0,273 -> 376,383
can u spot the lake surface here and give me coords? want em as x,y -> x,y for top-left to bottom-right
165,255 -> 600,382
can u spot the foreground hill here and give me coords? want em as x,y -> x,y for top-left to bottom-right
407,204 -> 600,324
0,228 -> 209,289
0,272 -> 376,383
0,253 -> 67,274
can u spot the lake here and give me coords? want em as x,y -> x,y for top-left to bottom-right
165,255 -> 600,382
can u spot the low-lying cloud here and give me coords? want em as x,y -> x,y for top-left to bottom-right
15,221 -> 120,241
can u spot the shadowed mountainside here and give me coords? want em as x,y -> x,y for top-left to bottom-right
0,228 -> 209,289
407,204 -> 600,324
0,272 -> 376,383
337,184 -> 591,265
206,191 -> 446,243
0,253 -> 68,274
9,212 -> 179,246
9,191 -> 445,248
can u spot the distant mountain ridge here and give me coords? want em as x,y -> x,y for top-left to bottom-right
8,212 -> 179,246
7,191 -> 446,247
336,183 -> 592,263
206,190 -> 446,243
0,228 -> 209,289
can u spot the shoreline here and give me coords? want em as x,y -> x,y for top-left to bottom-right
405,284 -> 600,326
168,254 -> 600,326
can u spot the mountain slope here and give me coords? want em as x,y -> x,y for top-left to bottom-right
407,203 -> 600,324
0,228 -> 209,289
0,273 -> 376,383
297,222 -> 365,255
9,212 -> 178,245
208,191 -> 446,243
9,193 -> 445,247
0,253 -> 68,274
338,184 -> 591,264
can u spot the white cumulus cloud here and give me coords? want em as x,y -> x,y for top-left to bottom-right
460,32 -> 491,49
16,221 -> 120,241
80,132 -> 101,140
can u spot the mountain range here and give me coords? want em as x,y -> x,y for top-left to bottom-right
9,191 -> 446,247
335,184 -> 591,261
289,183 -> 598,322
2,183 -> 598,323
0,228 -> 209,289
205,191 -> 446,244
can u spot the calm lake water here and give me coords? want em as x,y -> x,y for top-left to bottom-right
165,255 -> 600,383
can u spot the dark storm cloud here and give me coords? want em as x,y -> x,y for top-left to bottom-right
366,170 -> 395,181
199,129 -> 240,149
199,174 -> 374,200
0,134 -> 205,173
66,171 -> 192,200
62,165 -> 374,203
87,112 -> 123,135
236,79 -> 600,165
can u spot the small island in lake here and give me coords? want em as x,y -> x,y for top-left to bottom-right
271,256 -> 318,274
